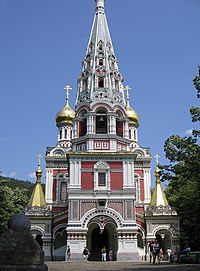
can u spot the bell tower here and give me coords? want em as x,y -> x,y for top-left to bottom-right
43,0 -> 152,261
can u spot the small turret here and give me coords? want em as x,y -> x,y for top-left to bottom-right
28,154 -> 47,208
149,154 -> 169,207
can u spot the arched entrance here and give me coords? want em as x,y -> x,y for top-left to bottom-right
156,229 -> 172,255
87,218 -> 117,261
91,226 -> 108,260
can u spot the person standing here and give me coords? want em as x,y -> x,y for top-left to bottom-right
109,248 -> 113,261
66,246 -> 71,261
166,248 -> 172,261
148,241 -> 154,263
101,246 -> 107,261
152,240 -> 160,264
83,247 -> 90,261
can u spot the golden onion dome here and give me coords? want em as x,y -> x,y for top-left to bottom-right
126,104 -> 140,126
56,104 -> 75,126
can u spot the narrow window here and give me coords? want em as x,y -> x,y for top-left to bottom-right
99,59 -> 103,66
60,129 -> 62,139
98,77 -> 104,88
79,118 -> 87,137
96,115 -> 107,134
116,119 -> 123,137
65,129 -> 67,139
60,182 -> 67,201
98,173 -> 106,186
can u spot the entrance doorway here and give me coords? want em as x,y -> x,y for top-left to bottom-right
87,221 -> 117,261
91,227 -> 108,260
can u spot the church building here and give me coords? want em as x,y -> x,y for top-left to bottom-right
25,0 -> 179,261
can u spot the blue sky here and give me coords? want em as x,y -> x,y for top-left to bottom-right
0,0 -> 199,186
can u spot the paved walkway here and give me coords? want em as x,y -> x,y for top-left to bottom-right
46,261 -> 200,271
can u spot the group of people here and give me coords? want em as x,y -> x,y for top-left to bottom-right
148,240 -> 163,264
101,246 -> 113,261
66,245 -> 113,261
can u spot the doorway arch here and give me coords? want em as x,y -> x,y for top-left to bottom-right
155,229 -> 172,255
87,220 -> 117,261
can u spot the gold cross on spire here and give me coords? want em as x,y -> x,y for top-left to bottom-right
124,85 -> 132,97
154,154 -> 160,167
124,85 -> 132,106
37,154 -> 43,167
64,85 -> 72,105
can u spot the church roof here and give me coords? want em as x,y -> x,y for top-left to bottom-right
150,160 -> 169,207
28,159 -> 47,208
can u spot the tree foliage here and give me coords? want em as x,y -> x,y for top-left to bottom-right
0,176 -> 40,234
161,67 -> 200,250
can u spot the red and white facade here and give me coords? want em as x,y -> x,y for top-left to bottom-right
45,0 -> 152,261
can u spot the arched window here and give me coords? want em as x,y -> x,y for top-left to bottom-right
60,181 -> 67,201
83,79 -> 88,91
116,111 -> 123,137
99,59 -> 103,66
79,117 -> 87,137
78,111 -> 87,137
134,175 -> 141,203
56,174 -> 67,202
96,109 -> 107,134
94,160 -> 110,190
98,77 -> 104,88
60,129 -> 62,140
115,80 -> 118,91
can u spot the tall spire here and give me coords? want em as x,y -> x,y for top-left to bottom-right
96,0 -> 105,11
76,0 -> 125,107
28,154 -> 47,207
149,155 -> 169,207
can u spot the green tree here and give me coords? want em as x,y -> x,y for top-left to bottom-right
161,67 -> 200,250
0,180 -> 29,234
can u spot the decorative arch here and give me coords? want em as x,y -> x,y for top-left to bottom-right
76,107 -> 90,118
136,224 -> 145,238
81,208 -> 124,229
153,226 -> 173,237
53,225 -> 67,250
132,147 -> 146,157
113,105 -> 126,115
30,226 -> 45,237
91,102 -> 113,112
50,147 -> 66,157
94,160 -> 110,170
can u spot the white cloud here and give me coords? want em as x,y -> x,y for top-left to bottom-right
9,171 -> 17,178
185,129 -> 193,136
28,172 -> 35,178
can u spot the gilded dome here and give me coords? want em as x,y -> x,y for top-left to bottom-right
56,104 -> 75,126
126,105 -> 140,125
